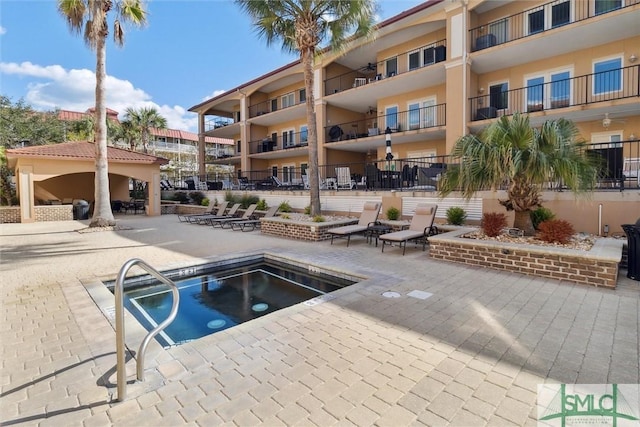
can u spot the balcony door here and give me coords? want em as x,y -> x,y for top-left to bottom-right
526,0 -> 572,34
525,69 -> 572,112
408,98 -> 437,130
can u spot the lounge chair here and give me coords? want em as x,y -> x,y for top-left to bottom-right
209,204 -> 258,228
380,203 -> 438,255
230,205 -> 279,232
178,201 -> 227,223
196,203 -> 241,224
327,201 -> 382,246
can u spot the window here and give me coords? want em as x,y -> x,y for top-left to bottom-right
385,106 -> 398,130
386,57 -> 397,77
409,50 -> 420,71
272,166 -> 278,178
489,82 -> 509,110
408,103 -> 421,129
236,140 -> 241,153
301,163 -> 308,176
595,0 -> 622,15
526,1 -> 571,34
271,98 -> 278,112
281,92 -> 295,108
489,19 -> 508,45
282,129 -> 295,147
409,99 -> 437,129
282,165 -> 295,183
593,57 -> 622,95
525,69 -> 572,111
299,89 -> 306,103
300,125 -> 308,145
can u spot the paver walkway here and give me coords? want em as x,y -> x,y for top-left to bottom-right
1,215 -> 638,426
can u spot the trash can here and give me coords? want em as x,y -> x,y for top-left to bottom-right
73,200 -> 90,220
621,224 -> 640,281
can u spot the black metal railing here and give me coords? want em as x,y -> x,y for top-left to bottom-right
324,39 -> 446,96
470,0 -> 639,51
248,89 -> 306,118
165,140 -> 639,192
471,65 -> 639,121
248,130 -> 309,154
325,103 -> 447,142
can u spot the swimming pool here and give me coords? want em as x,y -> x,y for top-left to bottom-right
111,258 -> 356,347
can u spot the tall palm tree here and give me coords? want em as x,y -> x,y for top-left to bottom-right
123,107 -> 167,153
439,113 -> 600,235
235,0 -> 376,216
58,0 -> 147,227
116,118 -> 141,151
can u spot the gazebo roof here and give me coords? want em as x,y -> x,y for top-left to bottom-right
6,141 -> 169,167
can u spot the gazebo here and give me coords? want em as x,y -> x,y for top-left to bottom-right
6,141 -> 168,223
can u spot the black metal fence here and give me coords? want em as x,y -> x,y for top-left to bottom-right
471,65 -> 640,121
163,139 -> 639,192
470,0 -> 640,51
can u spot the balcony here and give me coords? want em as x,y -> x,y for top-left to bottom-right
248,89 -> 306,120
248,130 -> 309,155
470,65 -> 639,123
323,39 -> 446,96
325,103 -> 447,144
470,0 -> 640,52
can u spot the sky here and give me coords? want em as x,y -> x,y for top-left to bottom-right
0,0 -> 425,132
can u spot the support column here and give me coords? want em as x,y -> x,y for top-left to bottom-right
147,172 -> 160,216
18,166 -> 34,223
198,114 -> 205,180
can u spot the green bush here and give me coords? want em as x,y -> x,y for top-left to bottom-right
280,213 -> 291,220
201,198 -> 210,206
312,215 -> 325,222
240,194 -> 259,209
530,207 -> 555,230
386,207 -> 400,220
224,190 -> 235,203
189,191 -> 206,206
278,200 -> 293,212
256,199 -> 268,210
304,205 -> 311,215
446,206 -> 467,225
172,191 -> 189,204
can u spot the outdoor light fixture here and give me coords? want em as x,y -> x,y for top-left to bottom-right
385,127 -> 393,161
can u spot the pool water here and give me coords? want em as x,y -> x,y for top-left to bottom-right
119,260 -> 355,346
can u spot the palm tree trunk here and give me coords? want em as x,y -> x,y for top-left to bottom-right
513,210 -> 535,236
90,35 -> 115,227
302,48 -> 321,216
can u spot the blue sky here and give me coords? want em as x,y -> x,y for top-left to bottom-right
0,0 -> 424,132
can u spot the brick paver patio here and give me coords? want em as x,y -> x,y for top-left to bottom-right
1,215 -> 638,426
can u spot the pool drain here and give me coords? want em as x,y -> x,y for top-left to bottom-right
207,319 -> 227,329
382,291 -> 401,298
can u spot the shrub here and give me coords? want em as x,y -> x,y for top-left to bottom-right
482,212 -> 507,237
201,198 -> 210,206
312,215 -> 325,222
256,199 -> 268,210
224,190 -> 235,203
172,191 -> 189,204
278,200 -> 293,212
240,194 -> 259,209
538,219 -> 575,244
446,206 -> 467,225
189,191 -> 206,206
386,207 -> 400,220
280,213 -> 291,220
304,205 -> 311,215
530,207 -> 555,230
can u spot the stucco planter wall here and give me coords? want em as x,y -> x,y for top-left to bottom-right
429,229 -> 624,288
261,217 -> 357,241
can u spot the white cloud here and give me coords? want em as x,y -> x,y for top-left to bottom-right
0,26 -> 6,35
0,61 -> 198,131
202,89 -> 227,102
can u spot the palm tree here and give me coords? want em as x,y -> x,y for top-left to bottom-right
57,0 -> 147,227
235,0 -> 376,216
116,119 -> 141,151
123,106 -> 167,153
439,113 -> 600,235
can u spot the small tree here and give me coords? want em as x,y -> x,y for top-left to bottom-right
439,114 -> 599,235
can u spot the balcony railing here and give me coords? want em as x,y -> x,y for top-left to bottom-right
248,89 -> 306,119
470,0 -> 640,51
324,39 -> 446,96
205,117 -> 235,132
471,65 -> 639,121
166,140 -> 640,192
248,130 -> 309,154
325,103 -> 446,142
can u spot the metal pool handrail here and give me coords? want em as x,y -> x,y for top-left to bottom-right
115,258 -> 180,402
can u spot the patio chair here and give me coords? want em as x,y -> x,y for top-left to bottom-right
327,201 -> 382,246
196,203 -> 241,224
335,167 -> 355,190
209,204 -> 258,228
178,201 -> 227,223
379,203 -> 438,255
230,205 -> 279,232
